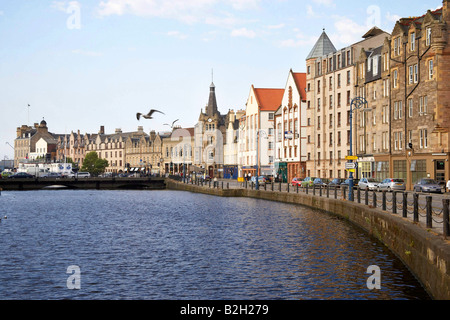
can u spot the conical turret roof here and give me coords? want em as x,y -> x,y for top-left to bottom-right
306,30 -> 337,60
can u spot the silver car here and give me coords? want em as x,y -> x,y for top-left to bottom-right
377,178 -> 406,192
358,178 -> 379,190
413,179 -> 444,194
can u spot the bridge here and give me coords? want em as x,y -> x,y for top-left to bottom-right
0,177 -> 166,191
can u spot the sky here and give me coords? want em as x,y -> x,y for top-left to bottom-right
0,0 -> 444,160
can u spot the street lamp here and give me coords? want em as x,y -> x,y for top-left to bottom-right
256,129 -> 269,190
348,97 -> 370,200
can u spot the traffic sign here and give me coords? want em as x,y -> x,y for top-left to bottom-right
345,162 -> 356,170
346,169 -> 356,173
346,155 -> 358,160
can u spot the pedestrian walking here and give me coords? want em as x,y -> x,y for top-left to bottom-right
447,179 -> 450,193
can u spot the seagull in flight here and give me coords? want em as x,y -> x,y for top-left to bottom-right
136,109 -> 165,121
164,119 -> 179,128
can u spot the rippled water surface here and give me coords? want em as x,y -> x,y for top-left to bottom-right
0,190 -> 430,300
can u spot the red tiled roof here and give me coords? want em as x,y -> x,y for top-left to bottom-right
292,72 -> 307,101
253,87 -> 284,111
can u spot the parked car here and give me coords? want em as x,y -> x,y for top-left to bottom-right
301,177 -> 316,187
1,171 -> 14,179
313,178 -> 328,186
9,172 -> 34,179
328,178 -> 344,188
62,171 -> 76,178
76,172 -> 91,178
413,179 -> 444,194
41,172 -> 62,179
377,178 -> 406,192
358,178 -> 380,191
341,178 -> 360,187
250,176 -> 266,186
263,176 -> 272,184
291,177 -> 302,186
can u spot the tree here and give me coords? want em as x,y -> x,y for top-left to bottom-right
81,152 -> 109,176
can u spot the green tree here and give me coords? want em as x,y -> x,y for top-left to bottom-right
81,151 -> 109,176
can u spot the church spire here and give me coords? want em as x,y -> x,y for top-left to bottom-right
206,71 -> 218,117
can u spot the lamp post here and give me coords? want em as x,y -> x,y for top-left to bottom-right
256,129 -> 268,190
348,97 -> 370,200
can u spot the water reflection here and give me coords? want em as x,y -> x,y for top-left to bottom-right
0,190 -> 430,300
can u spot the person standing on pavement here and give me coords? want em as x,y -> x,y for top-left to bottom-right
447,179 -> 450,193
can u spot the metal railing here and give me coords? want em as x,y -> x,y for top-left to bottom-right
179,178 -> 450,238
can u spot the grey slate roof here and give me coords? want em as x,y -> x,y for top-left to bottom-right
306,30 -> 337,60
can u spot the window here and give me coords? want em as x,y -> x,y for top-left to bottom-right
410,32 -> 415,51
429,60 -> 434,80
393,70 -> 398,88
408,99 -> 413,118
337,74 -> 341,87
420,129 -> 428,148
419,96 -> 428,115
409,66 -> 414,84
373,133 -> 376,151
414,64 -> 418,83
394,102 -> 398,120
426,27 -> 432,46
347,70 -> 351,85
307,66 -> 311,74
398,101 -> 403,119
269,113 -> 274,120
317,98 -> 321,111
318,134 -> 321,147
394,37 -> 401,56
317,116 -> 321,129
329,95 -> 333,108
317,80 -> 321,93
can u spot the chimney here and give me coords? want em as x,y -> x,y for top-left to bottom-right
99,126 -> 105,135
138,126 -> 144,133
115,128 -> 122,134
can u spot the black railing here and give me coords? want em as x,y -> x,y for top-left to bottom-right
178,178 -> 450,238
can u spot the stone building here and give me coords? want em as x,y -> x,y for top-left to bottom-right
305,27 -> 390,180
388,1 -> 450,188
14,119 -> 59,167
274,69 -> 308,183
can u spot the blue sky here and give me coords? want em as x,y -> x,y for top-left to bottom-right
0,0 -> 444,160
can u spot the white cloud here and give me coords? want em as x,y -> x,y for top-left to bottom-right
267,23 -> 285,30
312,0 -> 335,7
386,12 -> 401,23
330,15 -> 368,46
72,49 -> 103,57
0,10 -> 4,16
167,31 -> 188,40
231,27 -> 256,38
229,0 -> 261,10
51,1 -> 81,12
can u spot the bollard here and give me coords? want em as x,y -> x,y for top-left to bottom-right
271,182 -> 274,191
287,183 -> 289,193
306,185 -> 309,194
426,196 -> 432,229
221,181 -> 223,189
297,184 -> 299,194
382,191 -> 386,211
251,182 -> 254,190
227,182 -> 229,189
343,186 -> 347,200
319,185 -> 322,197
413,193 -> 419,223
264,183 -> 267,191
443,199 -> 450,238
372,191 -> 377,208
392,192 -> 397,214
403,192 -> 408,218
350,187 -> 354,202
365,188 -> 369,206
334,186 -> 337,199
326,185 -> 329,198
313,184 -> 316,196
279,182 -> 281,192
357,187 -> 361,203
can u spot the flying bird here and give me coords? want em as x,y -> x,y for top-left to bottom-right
164,119 -> 179,128
136,109 -> 165,121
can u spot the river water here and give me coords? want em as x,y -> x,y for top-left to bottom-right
0,189 -> 430,300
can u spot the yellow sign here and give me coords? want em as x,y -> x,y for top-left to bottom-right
346,169 -> 356,173
346,156 -> 358,160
